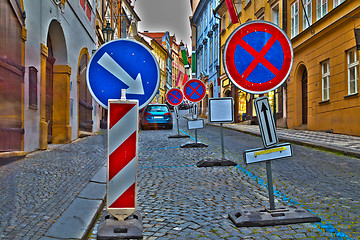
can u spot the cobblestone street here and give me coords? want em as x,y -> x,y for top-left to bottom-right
0,133 -> 107,239
1,111 -> 360,239
136,111 -> 360,239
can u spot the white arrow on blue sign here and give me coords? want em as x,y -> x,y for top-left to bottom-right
87,39 -> 160,109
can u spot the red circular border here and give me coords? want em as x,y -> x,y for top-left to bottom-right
224,21 -> 293,94
166,88 -> 184,106
183,79 -> 206,103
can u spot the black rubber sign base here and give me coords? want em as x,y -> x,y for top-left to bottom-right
168,134 -> 190,139
229,205 -> 321,227
180,142 -> 208,148
197,158 -> 237,167
97,211 -> 143,240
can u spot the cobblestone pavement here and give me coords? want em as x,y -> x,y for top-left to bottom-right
0,132 -> 107,240
135,110 -> 359,239
209,121 -> 360,158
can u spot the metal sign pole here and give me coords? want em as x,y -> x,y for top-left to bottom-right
175,106 -> 180,135
220,123 -> 225,159
266,161 -> 276,210
195,129 -> 198,143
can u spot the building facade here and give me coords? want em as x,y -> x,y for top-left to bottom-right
214,0 -> 287,125
191,0 -> 221,117
0,0 -> 142,157
287,0 -> 360,136
138,32 -> 168,103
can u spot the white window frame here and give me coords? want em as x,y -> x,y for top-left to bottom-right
234,0 -> 242,15
317,0 -> 327,20
321,60 -> 330,101
303,0 -> 312,30
291,1 -> 299,38
334,0 -> 345,8
271,3 -> 280,26
347,48 -> 359,95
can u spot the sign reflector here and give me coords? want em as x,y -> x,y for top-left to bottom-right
244,143 -> 292,164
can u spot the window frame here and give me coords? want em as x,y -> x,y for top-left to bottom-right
347,48 -> 359,95
303,0 -> 312,30
317,0 -> 327,20
321,60 -> 330,101
271,3 -> 280,26
334,0 -> 345,8
291,1 -> 299,38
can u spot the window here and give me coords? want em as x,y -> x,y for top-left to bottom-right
221,13 -> 227,31
334,0 -> 345,8
317,0 -> 327,20
204,46 -> 207,70
209,39 -> 213,63
214,34 -> 218,60
347,48 -> 359,95
291,1 -> 299,38
321,60 -> 330,101
29,66 -> 38,109
234,0 -> 241,15
303,0 -> 312,30
204,8 -> 207,26
271,4 -> 280,26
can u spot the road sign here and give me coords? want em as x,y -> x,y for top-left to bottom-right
208,97 -> 234,123
183,79 -> 206,103
243,143 -> 292,164
254,96 -> 278,148
87,39 -> 160,109
223,20 -> 293,94
166,88 -> 184,106
107,99 -> 138,220
187,119 -> 204,130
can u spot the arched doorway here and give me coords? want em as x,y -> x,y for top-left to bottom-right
43,20 -> 70,145
78,52 -> 93,133
209,83 -> 214,98
301,68 -> 308,124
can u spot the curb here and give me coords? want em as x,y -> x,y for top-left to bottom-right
41,165 -> 106,240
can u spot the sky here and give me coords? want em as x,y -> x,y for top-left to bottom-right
134,0 -> 192,49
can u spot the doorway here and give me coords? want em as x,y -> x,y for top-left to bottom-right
301,69 -> 308,124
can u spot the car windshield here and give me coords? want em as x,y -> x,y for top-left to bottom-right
146,106 -> 168,112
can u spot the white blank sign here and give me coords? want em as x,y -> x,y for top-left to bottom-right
208,97 -> 234,123
187,119 -> 204,130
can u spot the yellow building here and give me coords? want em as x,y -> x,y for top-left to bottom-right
215,0 -> 287,126
138,32 -> 168,103
287,0 -> 360,136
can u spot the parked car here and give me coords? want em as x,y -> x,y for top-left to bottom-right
140,104 -> 173,130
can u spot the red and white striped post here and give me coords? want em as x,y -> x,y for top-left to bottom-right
107,99 -> 138,220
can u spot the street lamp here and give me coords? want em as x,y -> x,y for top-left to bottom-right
102,21 -> 114,42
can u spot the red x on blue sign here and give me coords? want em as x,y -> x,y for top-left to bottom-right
224,20 -> 293,94
166,88 -> 184,106
183,79 -> 206,103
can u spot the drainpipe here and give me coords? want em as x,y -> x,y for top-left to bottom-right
283,0 -> 288,127
213,9 -> 221,97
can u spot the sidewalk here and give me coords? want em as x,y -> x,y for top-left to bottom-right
204,119 -> 360,158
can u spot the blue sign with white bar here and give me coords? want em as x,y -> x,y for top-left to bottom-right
87,39 -> 160,109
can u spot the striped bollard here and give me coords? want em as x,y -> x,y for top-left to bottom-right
107,99 -> 138,220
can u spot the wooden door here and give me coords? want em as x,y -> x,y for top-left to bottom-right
301,69 -> 308,124
46,55 -> 55,143
0,1 -> 24,152
78,54 -> 93,132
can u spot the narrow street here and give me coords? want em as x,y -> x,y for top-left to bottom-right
1,110 -> 359,239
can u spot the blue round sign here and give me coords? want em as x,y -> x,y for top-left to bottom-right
87,39 -> 160,109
